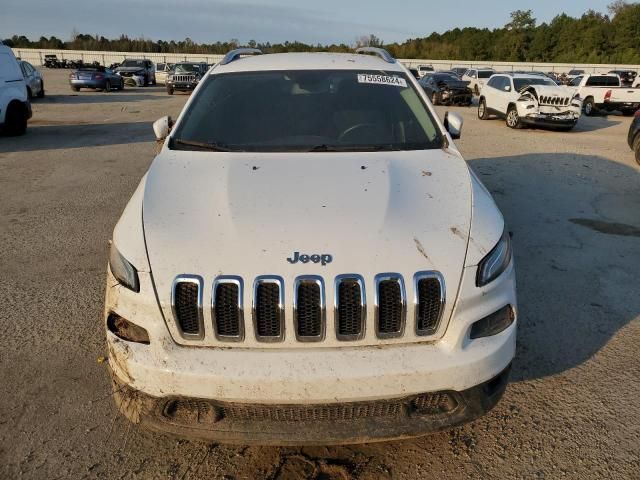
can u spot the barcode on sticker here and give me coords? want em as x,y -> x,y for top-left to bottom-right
357,74 -> 407,88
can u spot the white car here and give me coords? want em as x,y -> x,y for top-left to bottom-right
105,48 -> 517,445
0,43 -> 31,135
478,73 -> 582,130
462,68 -> 495,96
154,62 -> 174,85
416,64 -> 434,78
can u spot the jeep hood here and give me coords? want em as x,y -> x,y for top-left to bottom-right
518,84 -> 576,97
143,149 -> 473,346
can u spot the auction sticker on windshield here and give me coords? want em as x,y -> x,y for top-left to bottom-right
357,74 -> 407,88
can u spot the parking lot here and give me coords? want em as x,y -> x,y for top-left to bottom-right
1,69 -> 639,479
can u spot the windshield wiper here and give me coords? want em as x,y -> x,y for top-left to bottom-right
307,144 -> 400,152
173,139 -> 235,152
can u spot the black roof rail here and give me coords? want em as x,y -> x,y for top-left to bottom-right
354,47 -> 395,64
220,48 -> 263,66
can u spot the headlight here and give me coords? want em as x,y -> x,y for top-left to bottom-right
109,243 -> 140,292
476,228 -> 512,287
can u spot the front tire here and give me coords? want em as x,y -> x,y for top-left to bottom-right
633,134 -> 640,166
103,80 -> 111,92
583,97 -> 596,116
3,102 -> 28,136
37,80 -> 45,98
478,98 -> 489,120
166,87 -> 174,95
506,105 -> 523,129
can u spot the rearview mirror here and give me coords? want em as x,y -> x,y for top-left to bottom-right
444,112 -> 463,140
153,116 -> 173,141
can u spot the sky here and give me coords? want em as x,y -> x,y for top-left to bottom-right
2,0 -> 614,45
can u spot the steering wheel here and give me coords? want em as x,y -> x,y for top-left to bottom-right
338,123 -> 378,143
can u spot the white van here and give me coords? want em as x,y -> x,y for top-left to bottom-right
0,43 -> 31,136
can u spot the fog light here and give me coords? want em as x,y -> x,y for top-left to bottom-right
470,305 -> 514,339
107,313 -> 150,344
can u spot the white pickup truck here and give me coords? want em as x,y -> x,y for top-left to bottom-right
570,74 -> 640,116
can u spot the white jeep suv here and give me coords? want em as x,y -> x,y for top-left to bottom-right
105,48 -> 517,445
478,73 -> 582,130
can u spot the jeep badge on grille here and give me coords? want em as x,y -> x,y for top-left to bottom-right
287,252 -> 333,266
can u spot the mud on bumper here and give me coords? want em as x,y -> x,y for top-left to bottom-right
110,365 -> 511,446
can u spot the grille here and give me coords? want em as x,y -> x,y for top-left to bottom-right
416,276 -> 443,335
295,280 -> 323,339
214,282 -> 241,338
254,280 -> 283,340
376,278 -> 404,337
172,74 -> 194,83
162,392 -> 458,425
539,96 -> 570,106
336,279 -> 364,340
174,281 -> 201,336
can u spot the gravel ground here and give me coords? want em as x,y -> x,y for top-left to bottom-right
1,69 -> 638,480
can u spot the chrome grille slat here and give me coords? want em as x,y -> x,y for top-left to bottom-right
253,276 -> 285,342
414,272 -> 445,336
374,274 -> 406,339
171,275 -> 204,339
294,276 -> 325,341
335,275 -> 366,341
212,276 -> 244,341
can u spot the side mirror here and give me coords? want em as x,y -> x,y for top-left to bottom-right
153,116 -> 173,141
504,85 -> 512,92
444,112 -> 463,140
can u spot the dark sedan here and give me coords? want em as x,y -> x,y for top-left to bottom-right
69,66 -> 124,92
419,72 -> 473,106
626,109 -> 640,165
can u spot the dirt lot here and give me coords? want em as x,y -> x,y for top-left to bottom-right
1,69 -> 639,479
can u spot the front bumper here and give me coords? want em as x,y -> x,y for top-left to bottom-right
105,258 -> 517,444
167,81 -> 198,91
70,79 -> 106,89
110,364 -> 511,445
441,90 -> 473,105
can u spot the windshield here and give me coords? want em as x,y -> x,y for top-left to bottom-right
174,64 -> 201,73
514,77 -> 557,90
171,70 -> 443,153
120,59 -> 145,68
432,74 -> 460,82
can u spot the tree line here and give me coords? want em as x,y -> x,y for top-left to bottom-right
4,2 -> 640,63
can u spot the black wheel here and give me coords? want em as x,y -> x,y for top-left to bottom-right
583,97 -> 595,116
103,80 -> 111,92
3,102 -> 28,136
143,75 -> 149,87
37,80 -> 45,98
633,134 -> 640,166
151,75 -> 156,85
118,80 -> 124,90
26,88 -> 32,100
506,105 -> 523,129
166,87 -> 174,95
478,98 -> 489,120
